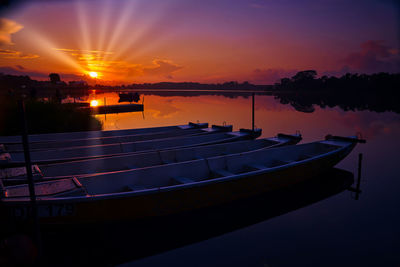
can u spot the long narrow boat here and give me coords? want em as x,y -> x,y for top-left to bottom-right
0,135 -> 365,225
3,124 -> 233,153
0,122 -> 208,145
2,129 -> 262,167
0,133 -> 302,184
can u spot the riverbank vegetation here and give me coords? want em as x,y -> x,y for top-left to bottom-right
0,96 -> 102,136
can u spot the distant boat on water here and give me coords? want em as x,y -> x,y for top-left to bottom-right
118,92 -> 140,103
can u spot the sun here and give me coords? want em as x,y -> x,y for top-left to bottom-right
89,71 -> 98,78
90,100 -> 99,107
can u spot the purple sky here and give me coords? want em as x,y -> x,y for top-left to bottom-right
0,0 -> 398,84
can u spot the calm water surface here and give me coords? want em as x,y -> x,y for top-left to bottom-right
86,91 -> 399,266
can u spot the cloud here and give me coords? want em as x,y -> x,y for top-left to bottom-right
54,48 -> 113,59
0,48 -> 39,59
0,65 -> 84,81
0,18 -> 23,46
56,47 -> 182,77
54,48 -> 113,67
142,60 -> 183,77
250,3 -> 266,9
249,0 -> 268,9
249,68 -> 298,84
0,65 -> 48,78
341,40 -> 400,73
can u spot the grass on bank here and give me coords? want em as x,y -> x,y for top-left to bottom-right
0,97 -> 103,136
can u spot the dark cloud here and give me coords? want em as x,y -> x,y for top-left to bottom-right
341,40 -> 400,73
0,65 -> 83,81
0,66 -> 48,78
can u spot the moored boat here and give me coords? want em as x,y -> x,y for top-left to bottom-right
0,122 -> 209,145
3,124 -> 233,152
0,133 -> 301,184
118,92 -> 140,103
2,128 -> 262,166
0,135 -> 365,225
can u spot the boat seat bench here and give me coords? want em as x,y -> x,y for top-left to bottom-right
171,176 -> 194,184
213,169 -> 234,177
123,184 -> 147,192
266,159 -> 294,167
245,164 -> 268,170
163,159 -> 176,164
123,164 -> 137,170
296,154 -> 313,161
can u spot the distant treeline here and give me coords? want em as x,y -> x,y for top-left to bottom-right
272,70 -> 400,114
274,70 -> 400,92
98,81 -> 270,91
0,73 -> 270,96
2,70 -> 400,114
0,73 -> 89,99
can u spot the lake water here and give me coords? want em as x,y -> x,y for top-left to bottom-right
75,91 -> 400,267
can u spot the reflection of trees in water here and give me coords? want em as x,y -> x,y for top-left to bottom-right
139,91 -> 269,99
274,91 -> 400,114
118,92 -> 140,103
273,71 -> 400,114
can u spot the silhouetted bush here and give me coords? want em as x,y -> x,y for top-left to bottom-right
0,97 -> 102,136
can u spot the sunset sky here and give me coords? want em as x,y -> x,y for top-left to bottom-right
0,0 -> 398,84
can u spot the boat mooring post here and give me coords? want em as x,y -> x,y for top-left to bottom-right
355,153 -> 363,200
252,92 -> 255,132
104,96 -> 107,121
19,99 -> 42,258
349,152 -> 363,199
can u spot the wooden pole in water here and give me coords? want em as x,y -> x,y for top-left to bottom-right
19,99 -> 42,258
252,93 -> 255,131
355,153 -> 363,200
104,96 -> 107,121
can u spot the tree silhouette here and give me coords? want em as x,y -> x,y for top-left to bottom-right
49,73 -> 61,84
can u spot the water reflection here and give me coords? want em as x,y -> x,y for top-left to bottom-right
83,92 -> 400,146
273,91 -> 400,114
39,168 -> 354,267
118,92 -> 141,103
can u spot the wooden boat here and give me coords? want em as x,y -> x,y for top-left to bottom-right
118,92 -> 140,103
0,135 -> 365,225
0,122 -> 209,145
0,133 -> 302,184
3,124 -> 233,152
2,128 -> 262,166
34,169 -> 353,266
